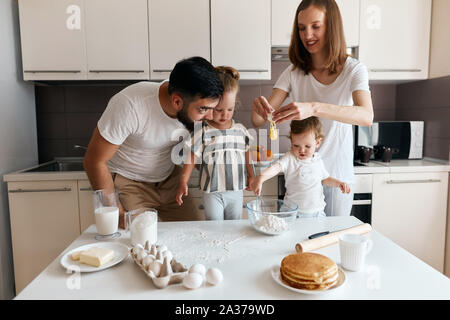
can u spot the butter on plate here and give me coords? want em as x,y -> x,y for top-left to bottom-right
79,247 -> 115,267
71,250 -> 84,261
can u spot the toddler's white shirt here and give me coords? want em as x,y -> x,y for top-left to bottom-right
277,151 -> 329,214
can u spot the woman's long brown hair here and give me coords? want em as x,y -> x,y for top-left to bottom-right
288,0 -> 348,75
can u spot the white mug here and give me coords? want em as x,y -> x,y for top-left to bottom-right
339,234 -> 373,272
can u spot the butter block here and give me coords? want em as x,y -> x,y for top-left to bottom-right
71,250 -> 84,261
79,247 -> 115,267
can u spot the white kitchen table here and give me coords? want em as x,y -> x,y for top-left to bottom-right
15,217 -> 450,300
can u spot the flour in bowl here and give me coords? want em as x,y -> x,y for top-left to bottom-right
254,215 -> 288,233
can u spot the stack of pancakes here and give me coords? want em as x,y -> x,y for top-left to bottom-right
280,252 -> 338,291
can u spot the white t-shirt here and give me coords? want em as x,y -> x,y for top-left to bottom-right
98,81 -> 187,182
274,57 -> 370,183
277,151 -> 329,214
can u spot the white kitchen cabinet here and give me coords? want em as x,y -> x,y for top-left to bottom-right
428,0 -> 450,79
85,0 -> 149,80
372,172 -> 448,272
148,0 -> 210,80
359,0 -> 432,80
211,0 -> 271,80
7,180 -> 81,293
271,0 -> 360,48
78,180 -> 94,233
18,0 -> 88,80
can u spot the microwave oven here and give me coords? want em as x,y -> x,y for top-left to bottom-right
355,121 -> 424,160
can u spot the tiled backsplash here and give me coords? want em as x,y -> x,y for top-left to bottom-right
396,76 -> 450,160
35,61 -> 398,163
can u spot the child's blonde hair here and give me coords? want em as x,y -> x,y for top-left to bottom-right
215,66 -> 240,93
289,117 -> 325,141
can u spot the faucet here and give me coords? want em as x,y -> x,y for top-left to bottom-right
73,144 -> 88,150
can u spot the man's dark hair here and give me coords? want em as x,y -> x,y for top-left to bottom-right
168,56 -> 224,101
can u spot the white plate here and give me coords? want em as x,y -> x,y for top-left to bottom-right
270,264 -> 345,295
60,242 -> 129,273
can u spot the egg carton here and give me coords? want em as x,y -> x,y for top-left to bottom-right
129,241 -> 188,289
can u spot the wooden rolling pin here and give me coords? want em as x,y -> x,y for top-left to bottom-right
295,223 -> 372,253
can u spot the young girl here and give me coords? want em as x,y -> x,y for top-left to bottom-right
252,0 -> 373,217
253,117 -> 350,218
176,66 -> 254,220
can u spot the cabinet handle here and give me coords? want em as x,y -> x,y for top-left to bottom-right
152,69 -> 172,72
370,69 -> 421,73
24,70 -> 81,73
89,70 -> 145,73
79,187 -> 92,191
386,179 -> 441,184
237,69 -> 269,72
9,187 -> 72,193
352,199 -> 372,205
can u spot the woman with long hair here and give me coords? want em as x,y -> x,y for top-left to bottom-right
252,0 -> 374,217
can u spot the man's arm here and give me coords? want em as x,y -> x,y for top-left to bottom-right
83,127 -> 124,225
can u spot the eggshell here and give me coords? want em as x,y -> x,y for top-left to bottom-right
189,263 -> 206,277
148,260 -> 162,277
206,268 -> 223,286
182,272 -> 203,290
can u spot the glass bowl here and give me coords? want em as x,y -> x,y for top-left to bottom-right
246,198 -> 298,235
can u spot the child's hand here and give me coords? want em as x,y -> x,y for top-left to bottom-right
245,175 -> 255,191
339,182 -> 351,194
176,183 -> 188,206
253,176 -> 263,196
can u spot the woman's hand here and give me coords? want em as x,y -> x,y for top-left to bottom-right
272,102 -> 315,124
176,182 -> 188,206
252,96 -> 275,122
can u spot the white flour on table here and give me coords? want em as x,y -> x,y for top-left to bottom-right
158,227 -> 253,267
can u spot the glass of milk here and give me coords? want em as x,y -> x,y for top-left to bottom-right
125,208 -> 158,247
93,189 -> 120,240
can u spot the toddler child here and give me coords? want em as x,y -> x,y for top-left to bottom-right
253,117 -> 350,218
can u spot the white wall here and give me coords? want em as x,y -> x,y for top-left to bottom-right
0,0 -> 38,299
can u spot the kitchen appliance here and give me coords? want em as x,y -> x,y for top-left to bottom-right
278,172 -> 372,224
355,121 -> 424,160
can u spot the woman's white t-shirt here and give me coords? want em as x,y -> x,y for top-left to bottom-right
274,57 -> 370,184
97,81 -> 187,182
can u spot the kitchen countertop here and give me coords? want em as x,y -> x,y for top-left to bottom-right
15,217 -> 450,300
4,158 -> 450,182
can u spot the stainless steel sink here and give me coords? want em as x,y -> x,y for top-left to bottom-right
24,158 -> 85,172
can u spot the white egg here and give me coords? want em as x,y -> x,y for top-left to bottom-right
142,255 -> 154,268
133,244 -> 144,256
137,250 -> 147,262
148,261 -> 162,277
182,273 -> 203,290
162,250 -> 173,263
189,263 -> 206,277
206,268 -> 223,286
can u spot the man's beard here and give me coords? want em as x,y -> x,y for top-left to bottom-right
176,105 -> 194,132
